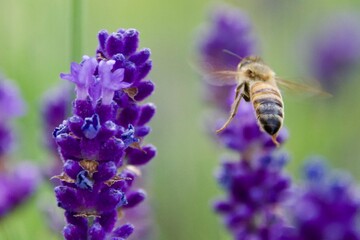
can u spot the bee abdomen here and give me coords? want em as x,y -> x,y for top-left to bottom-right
258,113 -> 282,135
254,98 -> 284,135
255,102 -> 283,118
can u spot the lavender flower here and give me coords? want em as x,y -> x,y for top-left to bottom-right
214,154 -> 291,239
118,172 -> 155,240
198,5 -> 290,239
42,84 -> 71,182
215,101 -> 288,156
198,4 -> 257,111
198,4 -> 256,70
285,159 -> 360,240
307,13 -> 360,93
52,28 -> 156,239
39,84 -> 72,234
42,85 -> 71,153
198,4 -> 360,240
198,4 -> 287,152
0,77 -> 39,218
0,79 -> 26,155
0,163 -> 39,217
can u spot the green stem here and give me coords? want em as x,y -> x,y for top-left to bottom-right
71,0 -> 83,61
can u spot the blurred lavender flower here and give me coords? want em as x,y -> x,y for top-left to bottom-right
0,163 -> 39,217
52,28 -> 156,240
211,109 -> 290,239
215,101 -> 288,156
284,159 -> 360,240
41,84 -> 71,183
39,84 -> 71,234
197,4 -> 290,239
118,172 -> 155,240
42,85 -> 71,154
307,13 -> 360,93
198,4 -> 360,240
214,154 -> 291,239
0,77 -> 39,218
0,79 -> 26,155
198,3 -> 287,151
197,4 -> 257,111
198,4 -> 256,70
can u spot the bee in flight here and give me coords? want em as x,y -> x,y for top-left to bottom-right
207,54 -> 328,146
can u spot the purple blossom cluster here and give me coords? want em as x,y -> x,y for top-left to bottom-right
198,5 -> 290,239
52,28 -> 156,239
0,80 -> 25,155
285,159 -> 360,240
198,4 -> 360,240
42,85 -> 71,183
214,154 -> 290,239
0,163 -> 39,217
198,5 -> 256,111
214,101 -> 287,156
307,13 -> 360,93
0,77 -> 39,218
42,85 -> 71,155
198,4 -> 256,71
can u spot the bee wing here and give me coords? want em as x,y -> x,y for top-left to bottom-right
190,59 -> 240,86
275,77 -> 332,97
203,70 -> 240,86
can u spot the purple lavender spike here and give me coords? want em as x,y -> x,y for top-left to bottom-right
198,4 -> 360,240
52,28 -> 156,239
0,78 -> 26,156
198,4 -> 256,71
197,4 -> 291,239
285,159 -> 360,239
307,13 -> 360,93
42,85 -> 71,149
0,77 -> 39,219
0,163 -> 40,218
0,78 -> 26,121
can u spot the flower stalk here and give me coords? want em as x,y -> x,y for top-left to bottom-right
71,0 -> 83,62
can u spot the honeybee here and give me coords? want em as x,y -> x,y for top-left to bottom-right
208,55 -> 328,146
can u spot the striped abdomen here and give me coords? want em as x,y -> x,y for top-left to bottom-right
250,82 -> 284,137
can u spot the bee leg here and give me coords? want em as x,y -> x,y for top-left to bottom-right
271,134 -> 280,147
242,92 -> 250,102
234,83 -> 244,100
242,83 -> 250,102
216,90 -> 243,134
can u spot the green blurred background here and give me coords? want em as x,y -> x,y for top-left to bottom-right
0,0 -> 360,239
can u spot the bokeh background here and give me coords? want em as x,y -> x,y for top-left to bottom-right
1,0 -> 360,239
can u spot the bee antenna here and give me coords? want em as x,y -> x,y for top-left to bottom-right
222,49 -> 243,60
